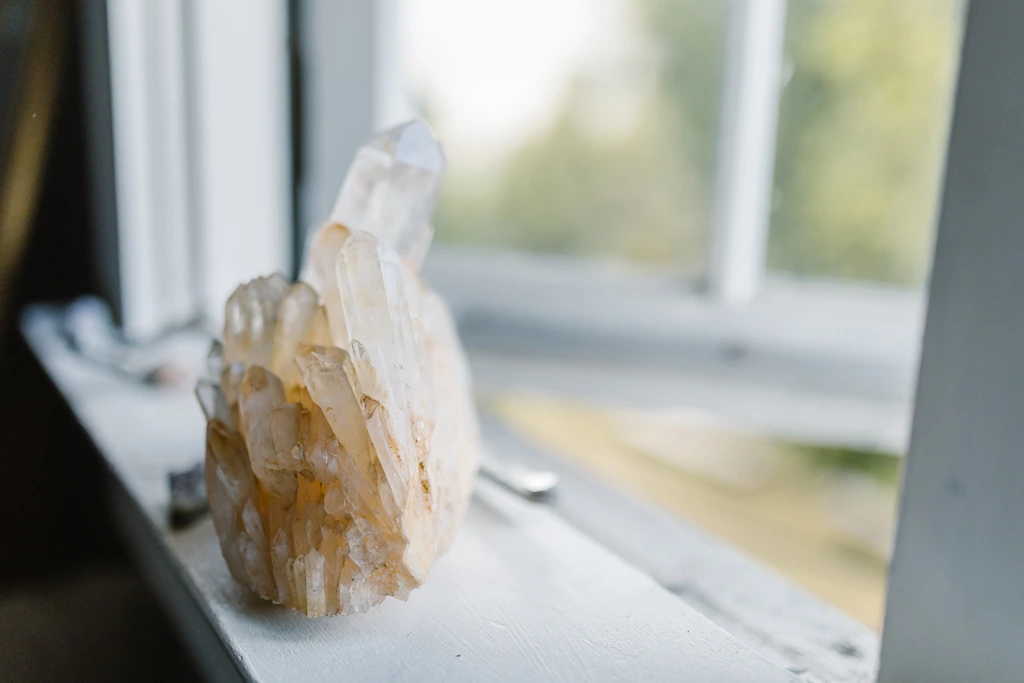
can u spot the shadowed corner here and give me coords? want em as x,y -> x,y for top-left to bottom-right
0,1 -> 202,680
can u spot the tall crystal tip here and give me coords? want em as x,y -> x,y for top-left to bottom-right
370,120 -> 445,174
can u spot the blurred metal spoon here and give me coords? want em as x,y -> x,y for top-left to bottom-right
480,450 -> 559,501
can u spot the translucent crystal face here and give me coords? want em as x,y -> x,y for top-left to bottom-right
328,120 -> 445,266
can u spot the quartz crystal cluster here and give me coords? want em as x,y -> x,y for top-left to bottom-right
196,122 -> 480,616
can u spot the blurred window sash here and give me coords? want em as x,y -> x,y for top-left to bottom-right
82,0 -> 292,340
708,0 -> 786,305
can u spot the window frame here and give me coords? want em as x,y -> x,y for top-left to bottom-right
708,0 -> 786,304
423,246 -> 922,453
85,0 -> 1024,679
878,0 -> 1024,679
83,0 -> 292,340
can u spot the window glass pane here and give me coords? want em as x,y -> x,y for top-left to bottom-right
769,0 -> 962,285
405,0 -> 728,273
489,392 -> 898,629
404,0 -> 962,633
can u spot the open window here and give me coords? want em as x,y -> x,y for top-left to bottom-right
83,0 -> 962,633
400,0 -> 963,631
75,0 -> 1024,681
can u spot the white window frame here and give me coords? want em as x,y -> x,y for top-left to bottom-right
708,0 -> 787,305
83,0 -> 292,340
81,0 -> 1024,679
878,0 -> 1024,679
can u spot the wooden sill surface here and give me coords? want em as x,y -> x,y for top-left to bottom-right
21,304 -> 797,683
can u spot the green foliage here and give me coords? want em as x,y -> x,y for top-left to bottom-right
437,100 -> 707,267
435,0 -> 728,270
634,0 -> 730,193
434,0 -> 961,285
794,443 -> 901,485
770,0 -> 960,284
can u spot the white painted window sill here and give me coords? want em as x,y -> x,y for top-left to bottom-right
21,305 -> 872,682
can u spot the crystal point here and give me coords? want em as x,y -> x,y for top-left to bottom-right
199,121 -> 479,617
327,120 -> 444,267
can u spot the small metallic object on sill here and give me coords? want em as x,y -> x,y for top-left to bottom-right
479,451 -> 560,501
169,461 -> 208,529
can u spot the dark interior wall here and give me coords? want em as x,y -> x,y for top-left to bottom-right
0,0 -> 118,585
0,5 -> 203,680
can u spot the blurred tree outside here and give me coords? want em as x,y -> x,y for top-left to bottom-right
433,1 -> 726,275
770,0 -> 960,284
430,0 -> 961,286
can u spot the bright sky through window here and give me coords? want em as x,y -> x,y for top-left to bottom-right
404,0 -> 639,168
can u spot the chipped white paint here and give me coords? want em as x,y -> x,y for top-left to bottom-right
23,307 -> 796,683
